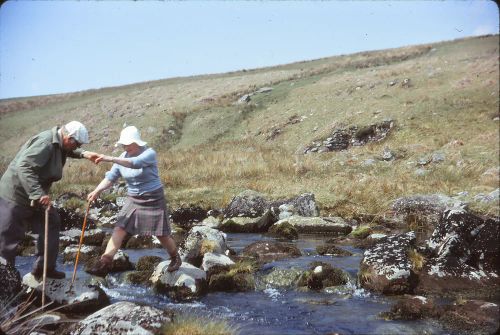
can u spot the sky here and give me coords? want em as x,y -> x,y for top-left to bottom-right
0,1 -> 498,99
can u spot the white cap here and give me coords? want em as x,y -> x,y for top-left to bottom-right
115,126 -> 147,147
64,121 -> 89,144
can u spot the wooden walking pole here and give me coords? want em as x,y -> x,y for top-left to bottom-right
69,201 -> 91,292
42,205 -> 50,308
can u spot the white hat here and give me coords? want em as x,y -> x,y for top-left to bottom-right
115,126 -> 147,147
64,121 -> 89,144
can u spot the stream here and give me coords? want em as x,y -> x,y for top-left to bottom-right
15,233 -> 449,335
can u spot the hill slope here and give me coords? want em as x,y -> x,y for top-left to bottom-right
1,35 -> 498,217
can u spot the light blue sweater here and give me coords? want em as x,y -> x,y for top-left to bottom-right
105,147 -> 163,195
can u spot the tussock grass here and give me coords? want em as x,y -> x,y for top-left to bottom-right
161,315 -> 238,335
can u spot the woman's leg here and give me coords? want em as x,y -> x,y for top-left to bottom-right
157,235 -> 182,272
103,227 -> 128,258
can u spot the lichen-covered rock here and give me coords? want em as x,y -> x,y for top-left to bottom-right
392,194 -> 467,240
274,216 -> 352,235
242,241 -> 301,263
180,226 -> 229,267
224,190 -> 270,218
60,228 -> 106,246
270,193 -> 320,218
150,261 -> 207,301
66,301 -> 173,335
415,208 -> 500,299
439,300 -> 499,335
208,271 -> 255,292
258,267 -> 303,289
316,244 -> 353,256
22,273 -> 109,313
359,232 -> 417,294
0,257 -> 21,305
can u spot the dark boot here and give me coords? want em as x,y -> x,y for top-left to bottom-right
86,254 -> 113,277
167,251 -> 182,272
31,267 -> 65,280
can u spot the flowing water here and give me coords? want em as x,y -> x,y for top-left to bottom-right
15,233 -> 448,334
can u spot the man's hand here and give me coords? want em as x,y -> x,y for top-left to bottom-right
39,195 -> 51,207
83,151 -> 102,164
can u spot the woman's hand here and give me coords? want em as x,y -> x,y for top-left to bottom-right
83,151 -> 101,164
95,155 -> 113,164
87,189 -> 101,203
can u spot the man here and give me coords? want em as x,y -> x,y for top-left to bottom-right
0,121 -> 99,279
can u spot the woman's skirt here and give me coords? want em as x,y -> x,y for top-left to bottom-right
115,187 -> 171,236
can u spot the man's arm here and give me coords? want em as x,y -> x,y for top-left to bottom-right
16,140 -> 52,202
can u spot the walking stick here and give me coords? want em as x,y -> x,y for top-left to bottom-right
69,201 -> 92,292
42,205 -> 50,308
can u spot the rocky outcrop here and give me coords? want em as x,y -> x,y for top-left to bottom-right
0,257 -> 21,305
304,120 -> 395,154
180,226 -> 229,267
415,207 -> 500,298
22,274 -> 109,313
224,190 -> 270,218
359,232 -> 417,294
66,301 -> 173,335
242,241 -> 301,263
150,262 -> 207,301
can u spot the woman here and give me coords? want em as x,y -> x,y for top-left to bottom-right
86,126 -> 181,276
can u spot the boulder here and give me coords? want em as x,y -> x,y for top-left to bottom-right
392,194 -> 467,240
219,212 -> 274,233
60,228 -> 106,246
150,261 -> 207,301
273,216 -> 352,235
85,250 -> 134,274
66,301 -> 172,335
171,205 -> 207,229
258,267 -> 303,289
359,232 -> 418,294
380,295 -> 440,320
270,193 -> 320,218
0,257 -> 21,305
223,190 -> 270,218
298,262 -> 350,290
180,226 -> 229,267
242,241 -> 301,263
268,221 -> 299,240
415,208 -> 500,299
22,274 -> 109,313
201,252 -> 235,271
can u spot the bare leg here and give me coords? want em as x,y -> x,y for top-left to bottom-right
156,235 -> 177,256
103,227 -> 128,258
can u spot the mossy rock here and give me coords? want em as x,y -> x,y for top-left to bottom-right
298,262 -> 349,290
351,225 -> 373,239
124,270 -> 153,286
209,272 -> 255,292
268,222 -> 299,240
136,256 -> 163,272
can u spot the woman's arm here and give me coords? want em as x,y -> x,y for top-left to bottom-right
87,178 -> 114,203
96,155 -> 134,168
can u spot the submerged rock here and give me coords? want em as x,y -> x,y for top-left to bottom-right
298,262 -> 349,290
380,295 -> 440,320
242,241 -> 301,263
316,244 -> 353,256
